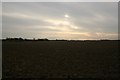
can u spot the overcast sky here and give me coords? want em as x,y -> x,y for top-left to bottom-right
2,0 -> 120,2
2,2 -> 118,40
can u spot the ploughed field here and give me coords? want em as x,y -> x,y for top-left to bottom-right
2,40 -> 119,78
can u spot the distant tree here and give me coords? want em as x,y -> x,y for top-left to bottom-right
18,37 -> 23,41
33,38 -> 35,41
5,37 -> 23,41
37,38 -> 49,41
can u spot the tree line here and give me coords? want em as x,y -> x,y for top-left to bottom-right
2,37 -> 67,41
2,37 -> 117,41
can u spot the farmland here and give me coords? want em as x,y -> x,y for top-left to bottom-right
2,40 -> 119,79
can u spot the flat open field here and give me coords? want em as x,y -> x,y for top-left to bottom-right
2,40 -> 119,79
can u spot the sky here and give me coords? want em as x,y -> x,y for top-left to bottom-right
2,2 -> 118,40
2,0 -> 120,2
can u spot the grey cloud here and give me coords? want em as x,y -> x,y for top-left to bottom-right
2,2 -> 118,39
2,15 -> 52,27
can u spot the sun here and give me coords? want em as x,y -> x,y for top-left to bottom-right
64,14 -> 69,18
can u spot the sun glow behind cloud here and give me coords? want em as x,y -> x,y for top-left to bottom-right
64,14 -> 69,18
2,2 -> 118,40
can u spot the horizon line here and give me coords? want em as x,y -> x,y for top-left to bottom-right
1,37 -> 119,41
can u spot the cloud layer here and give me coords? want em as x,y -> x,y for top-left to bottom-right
2,2 -> 118,40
